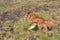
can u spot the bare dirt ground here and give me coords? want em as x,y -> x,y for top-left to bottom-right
0,0 -> 60,40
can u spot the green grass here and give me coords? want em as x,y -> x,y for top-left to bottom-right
0,0 -> 60,40
36,12 -> 48,19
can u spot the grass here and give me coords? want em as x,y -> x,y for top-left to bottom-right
0,0 -> 60,40
36,12 -> 48,19
0,0 -> 59,13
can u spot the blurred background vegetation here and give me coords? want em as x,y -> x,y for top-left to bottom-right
0,0 -> 60,40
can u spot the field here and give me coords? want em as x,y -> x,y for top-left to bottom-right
0,0 -> 60,40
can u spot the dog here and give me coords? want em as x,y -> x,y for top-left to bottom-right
25,12 -> 55,31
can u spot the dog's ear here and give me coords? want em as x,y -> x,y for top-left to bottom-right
25,12 -> 31,18
27,12 -> 32,14
28,12 -> 30,14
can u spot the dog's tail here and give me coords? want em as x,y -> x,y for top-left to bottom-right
45,19 -> 55,26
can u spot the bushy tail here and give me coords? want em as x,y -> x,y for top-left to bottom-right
45,19 -> 55,26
